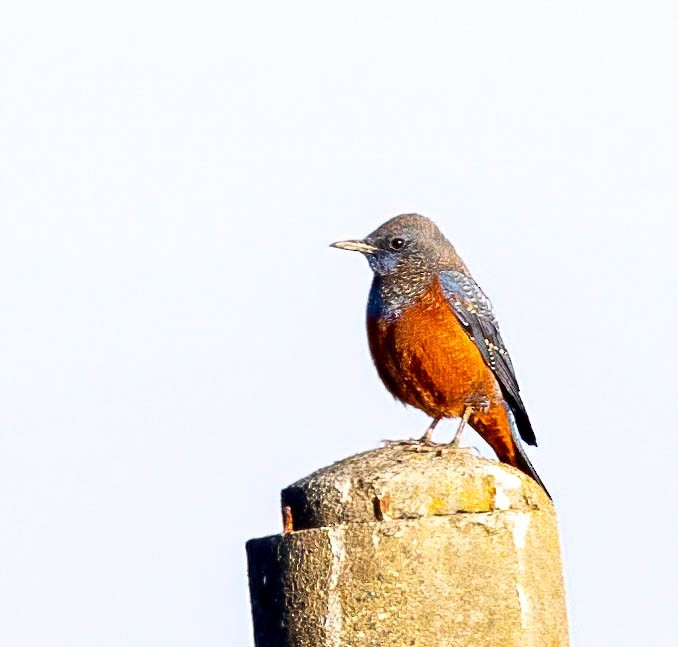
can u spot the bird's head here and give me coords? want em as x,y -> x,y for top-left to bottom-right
331,213 -> 462,277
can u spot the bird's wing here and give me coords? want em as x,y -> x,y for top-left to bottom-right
438,270 -> 537,446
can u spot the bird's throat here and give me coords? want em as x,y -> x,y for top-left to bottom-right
367,271 -> 434,321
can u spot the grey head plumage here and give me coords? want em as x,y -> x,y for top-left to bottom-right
363,213 -> 468,277
331,213 -> 469,309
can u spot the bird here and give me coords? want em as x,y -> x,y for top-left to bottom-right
331,213 -> 550,498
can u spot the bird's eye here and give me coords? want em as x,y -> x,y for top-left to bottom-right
390,237 -> 405,250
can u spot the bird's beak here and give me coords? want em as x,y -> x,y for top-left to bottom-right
330,239 -> 380,254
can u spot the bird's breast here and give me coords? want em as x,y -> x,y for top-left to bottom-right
366,278 -> 500,417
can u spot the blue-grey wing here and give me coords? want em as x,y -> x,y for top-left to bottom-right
438,270 -> 537,446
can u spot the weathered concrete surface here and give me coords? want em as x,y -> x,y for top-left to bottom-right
247,444 -> 568,646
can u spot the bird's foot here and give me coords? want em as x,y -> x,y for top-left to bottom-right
443,444 -> 480,455
381,437 -> 445,451
382,416 -> 445,450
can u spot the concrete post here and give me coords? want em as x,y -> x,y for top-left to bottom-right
246,444 -> 568,646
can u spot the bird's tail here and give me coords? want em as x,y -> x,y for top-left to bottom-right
511,439 -> 551,499
470,407 -> 551,500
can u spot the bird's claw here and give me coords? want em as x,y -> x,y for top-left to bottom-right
381,437 -> 445,451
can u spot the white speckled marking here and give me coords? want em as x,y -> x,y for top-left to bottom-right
508,512 -> 532,637
324,526 -> 346,646
512,512 -> 530,551
484,464 -> 521,510
335,477 -> 352,503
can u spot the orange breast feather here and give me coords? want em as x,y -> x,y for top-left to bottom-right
368,280 -> 492,413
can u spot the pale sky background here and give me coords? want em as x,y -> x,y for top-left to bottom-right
2,3 -> 677,646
